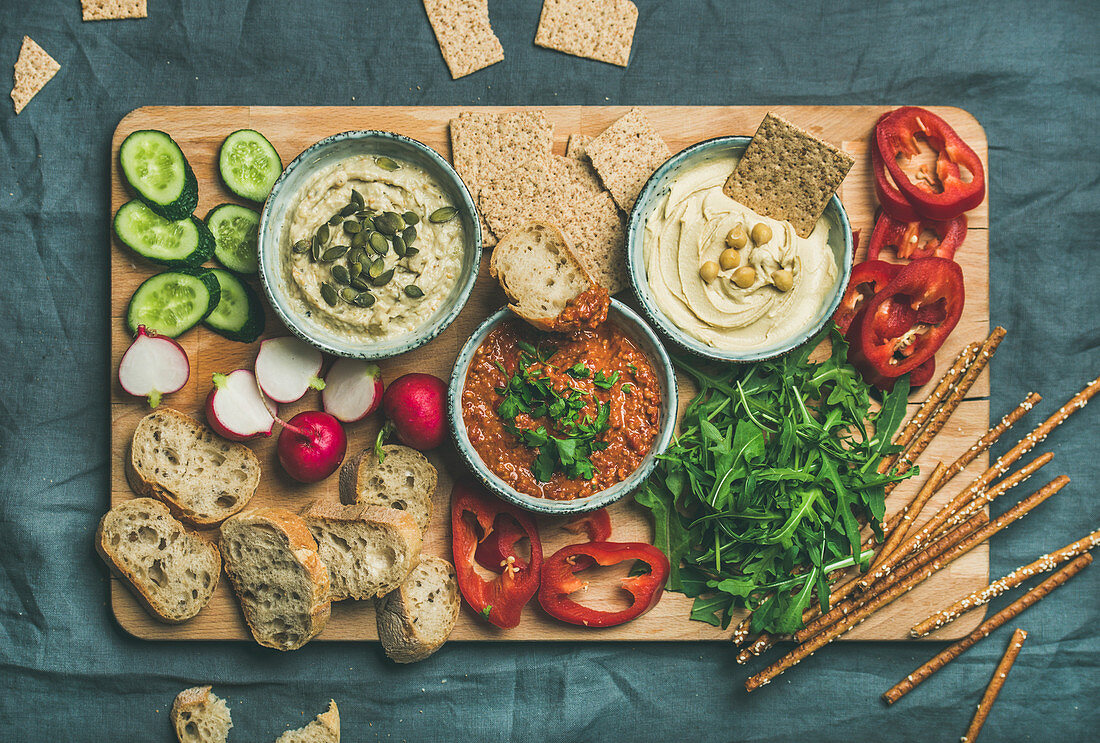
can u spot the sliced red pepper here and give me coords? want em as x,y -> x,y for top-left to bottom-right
875,107 -> 986,221
538,541 -> 669,628
871,115 -> 921,222
833,260 -> 901,336
473,512 -> 530,574
867,211 -> 967,262
451,479 -> 542,629
857,257 -> 965,378
561,508 -> 612,570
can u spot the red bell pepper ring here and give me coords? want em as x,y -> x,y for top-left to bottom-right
451,479 -> 542,629
857,257 -> 965,378
538,541 -> 670,628
871,118 -> 921,223
560,508 -> 612,570
875,107 -> 986,221
833,260 -> 901,336
473,512 -> 530,574
867,211 -> 967,262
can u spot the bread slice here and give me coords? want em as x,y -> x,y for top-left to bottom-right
376,556 -> 460,663
489,220 -> 607,331
275,700 -> 340,743
303,501 -> 423,601
171,685 -> 232,743
219,508 -> 331,651
338,445 -> 436,535
96,498 -> 220,623
127,408 -> 260,527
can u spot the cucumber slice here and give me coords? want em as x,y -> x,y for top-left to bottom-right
205,203 -> 260,274
119,130 -> 199,221
219,129 -> 282,203
202,268 -> 265,343
114,200 -> 214,268
126,269 -> 220,338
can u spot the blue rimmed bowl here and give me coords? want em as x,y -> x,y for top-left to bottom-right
447,300 -> 678,515
257,130 -> 481,360
626,135 -> 853,363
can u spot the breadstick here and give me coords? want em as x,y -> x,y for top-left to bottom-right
961,629 -> 1028,743
731,615 -> 753,646
911,526 -> 1100,637
871,462 -> 948,571
932,452 -> 1054,539
936,392 -> 1041,491
882,555 -> 1091,704
736,633 -> 777,664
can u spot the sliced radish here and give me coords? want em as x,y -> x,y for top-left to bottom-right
118,325 -> 190,408
205,369 -> 277,441
322,359 -> 384,423
254,336 -> 325,404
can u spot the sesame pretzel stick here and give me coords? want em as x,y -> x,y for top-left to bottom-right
735,633 -> 778,664
935,392 -> 1042,491
960,628 -> 1028,743
910,527 -> 1100,638
869,462 -> 948,572
746,480 -> 1070,693
882,555 -> 1091,705
933,453 -> 1054,540
730,616 -> 753,646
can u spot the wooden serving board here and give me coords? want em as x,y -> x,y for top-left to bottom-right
110,106 -> 990,643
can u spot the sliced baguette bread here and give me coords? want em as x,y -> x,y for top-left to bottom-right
376,556 -> 460,664
127,408 -> 260,527
96,497 -> 220,623
338,445 -> 436,535
171,685 -> 232,743
303,501 -> 423,601
489,220 -> 609,331
275,700 -> 340,743
219,508 -> 331,651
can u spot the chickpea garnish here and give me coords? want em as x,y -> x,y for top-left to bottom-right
719,247 -> 740,270
732,266 -> 756,288
725,225 -> 748,250
751,222 -> 773,245
772,268 -> 794,292
699,260 -> 720,283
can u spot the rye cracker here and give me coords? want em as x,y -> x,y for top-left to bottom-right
565,133 -> 591,160
449,110 -> 555,246
559,189 -> 627,293
534,0 -> 638,67
550,154 -> 602,194
423,0 -> 504,80
722,112 -> 855,238
81,0 -> 147,21
11,36 -> 60,115
585,107 -> 671,213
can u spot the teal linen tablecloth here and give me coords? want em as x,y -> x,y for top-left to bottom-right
1,1 -> 1097,740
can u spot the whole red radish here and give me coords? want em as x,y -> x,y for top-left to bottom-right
382,373 -> 447,450
277,410 -> 347,483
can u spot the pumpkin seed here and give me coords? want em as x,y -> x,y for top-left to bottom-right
429,206 -> 458,223
344,220 -> 361,234
357,210 -> 373,221
328,213 -> 343,226
349,260 -> 363,281
351,230 -> 367,248
402,226 -> 417,245
405,246 -> 420,257
392,234 -> 407,257
320,282 -> 338,306
312,235 -> 324,261
354,291 -> 376,307
374,211 -> 403,236
292,239 -> 311,254
317,223 -> 330,243
369,231 -> 389,254
332,264 -> 351,285
339,286 -> 359,302
350,247 -> 368,265
322,245 -> 349,261
340,203 -> 358,217
351,277 -> 372,291
369,258 -> 386,278
371,268 -> 395,286
375,156 -> 400,171
403,284 -> 424,299
402,211 -> 419,226
350,189 -> 364,208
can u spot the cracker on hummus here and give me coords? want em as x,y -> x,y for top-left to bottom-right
423,0 -> 504,79
722,112 -> 855,239
585,108 -> 671,213
81,0 -> 147,21
11,36 -> 59,114
534,0 -> 639,68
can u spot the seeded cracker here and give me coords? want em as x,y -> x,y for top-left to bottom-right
534,0 -> 639,68
585,108 -> 671,212
81,0 -> 147,21
423,0 -> 504,80
723,112 -> 855,238
565,133 -> 592,160
10,37 -> 60,115
449,110 -> 554,247
550,154 -> 602,194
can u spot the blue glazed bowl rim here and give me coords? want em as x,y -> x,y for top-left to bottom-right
625,135 -> 853,364
447,300 -> 679,515
257,129 -> 482,361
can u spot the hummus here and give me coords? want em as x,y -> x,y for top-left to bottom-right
282,154 -> 464,342
644,156 -> 839,352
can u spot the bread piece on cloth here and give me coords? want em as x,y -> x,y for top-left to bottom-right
171,686 -> 232,743
275,701 -> 340,743
81,0 -> 147,21
423,0 -> 503,79
338,444 -> 437,536
585,107 -> 671,213
376,556 -> 460,663
11,36 -> 59,114
97,498 -> 221,623
722,112 -> 855,238
534,0 -> 639,67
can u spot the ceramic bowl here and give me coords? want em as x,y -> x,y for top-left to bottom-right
626,135 -> 853,363
448,300 -> 678,515
257,130 -> 481,360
